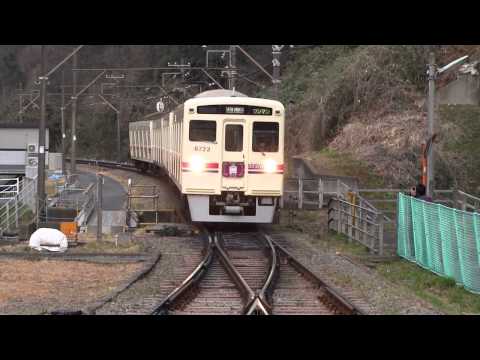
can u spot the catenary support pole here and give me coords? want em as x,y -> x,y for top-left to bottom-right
70,51 -> 78,177
229,45 -> 237,90
96,173 -> 103,241
61,69 -> 66,174
426,52 -> 436,198
37,45 -> 47,222
272,45 -> 282,100
116,110 -> 121,162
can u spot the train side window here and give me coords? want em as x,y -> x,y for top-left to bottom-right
225,124 -> 243,152
189,120 -> 216,142
252,122 -> 279,152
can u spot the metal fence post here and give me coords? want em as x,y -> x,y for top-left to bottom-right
127,179 -> 132,211
35,194 -> 39,227
460,192 -> 467,212
378,212 -> 384,256
327,199 -> 331,231
15,195 -> 19,228
318,178 -> 324,209
347,202 -> 353,242
5,202 -> 10,231
298,178 -> 303,210
354,201 -> 360,244
337,197 -> 342,234
453,189 -> 460,210
96,174 -> 103,242
363,211 -> 369,249
337,179 -> 341,199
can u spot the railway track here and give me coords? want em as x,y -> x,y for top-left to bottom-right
153,228 -> 365,315
70,158 -> 139,172
68,159 -> 364,315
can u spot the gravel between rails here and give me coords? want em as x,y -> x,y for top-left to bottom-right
96,235 -> 204,315
265,228 -> 442,315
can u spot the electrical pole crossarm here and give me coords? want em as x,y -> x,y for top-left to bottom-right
236,45 -> 274,81
18,94 -> 40,114
200,68 -> 224,89
98,94 -> 120,113
158,85 -> 180,105
64,70 -> 106,109
44,45 -> 84,78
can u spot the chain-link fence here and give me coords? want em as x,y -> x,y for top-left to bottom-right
397,193 -> 480,294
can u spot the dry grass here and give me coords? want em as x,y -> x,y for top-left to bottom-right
0,259 -> 142,313
328,110 -> 426,187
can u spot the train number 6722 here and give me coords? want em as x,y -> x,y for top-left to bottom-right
194,146 -> 211,152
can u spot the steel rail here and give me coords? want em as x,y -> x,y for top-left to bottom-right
67,158 -> 139,172
256,232 -> 279,314
270,238 -> 365,315
213,232 -> 257,312
151,230 -> 214,315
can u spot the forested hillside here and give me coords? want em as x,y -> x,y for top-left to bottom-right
276,45 -> 480,194
1,45 -> 479,194
0,45 -> 275,159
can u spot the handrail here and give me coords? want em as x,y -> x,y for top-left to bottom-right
457,190 -> 480,203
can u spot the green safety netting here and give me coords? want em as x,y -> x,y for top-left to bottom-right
397,193 -> 480,294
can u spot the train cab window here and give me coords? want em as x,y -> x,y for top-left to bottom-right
189,120 -> 216,142
225,124 -> 243,152
252,122 -> 279,152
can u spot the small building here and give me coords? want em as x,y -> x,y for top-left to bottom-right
437,61 -> 480,106
0,123 -> 49,176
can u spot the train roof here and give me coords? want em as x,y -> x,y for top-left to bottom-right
187,90 -> 283,108
142,90 -> 284,121
194,89 -> 248,98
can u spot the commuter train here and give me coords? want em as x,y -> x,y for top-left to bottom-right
129,89 -> 285,223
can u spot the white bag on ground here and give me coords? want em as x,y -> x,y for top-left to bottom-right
29,228 -> 68,253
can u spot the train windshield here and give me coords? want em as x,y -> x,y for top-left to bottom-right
225,124 -> 243,152
189,120 -> 217,142
252,122 -> 279,152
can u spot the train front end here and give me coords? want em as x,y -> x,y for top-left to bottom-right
181,91 -> 284,223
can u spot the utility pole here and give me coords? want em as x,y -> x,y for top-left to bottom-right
98,93 -> 121,162
37,45 -> 47,222
19,82 -> 23,123
426,52 -> 436,198
229,45 -> 237,90
96,173 -> 103,241
70,52 -> 78,177
116,85 -> 121,162
61,70 -> 66,174
180,58 -> 187,100
272,45 -> 283,100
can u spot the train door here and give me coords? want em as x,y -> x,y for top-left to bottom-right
222,120 -> 246,190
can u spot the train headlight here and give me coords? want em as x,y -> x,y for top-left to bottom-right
264,159 -> 277,174
190,155 -> 205,173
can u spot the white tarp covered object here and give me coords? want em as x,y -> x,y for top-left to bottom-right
29,228 -> 68,253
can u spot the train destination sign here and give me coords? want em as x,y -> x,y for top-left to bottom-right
197,105 -> 272,116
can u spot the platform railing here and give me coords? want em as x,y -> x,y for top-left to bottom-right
327,197 -> 395,256
0,177 -> 37,233
0,178 -> 20,201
